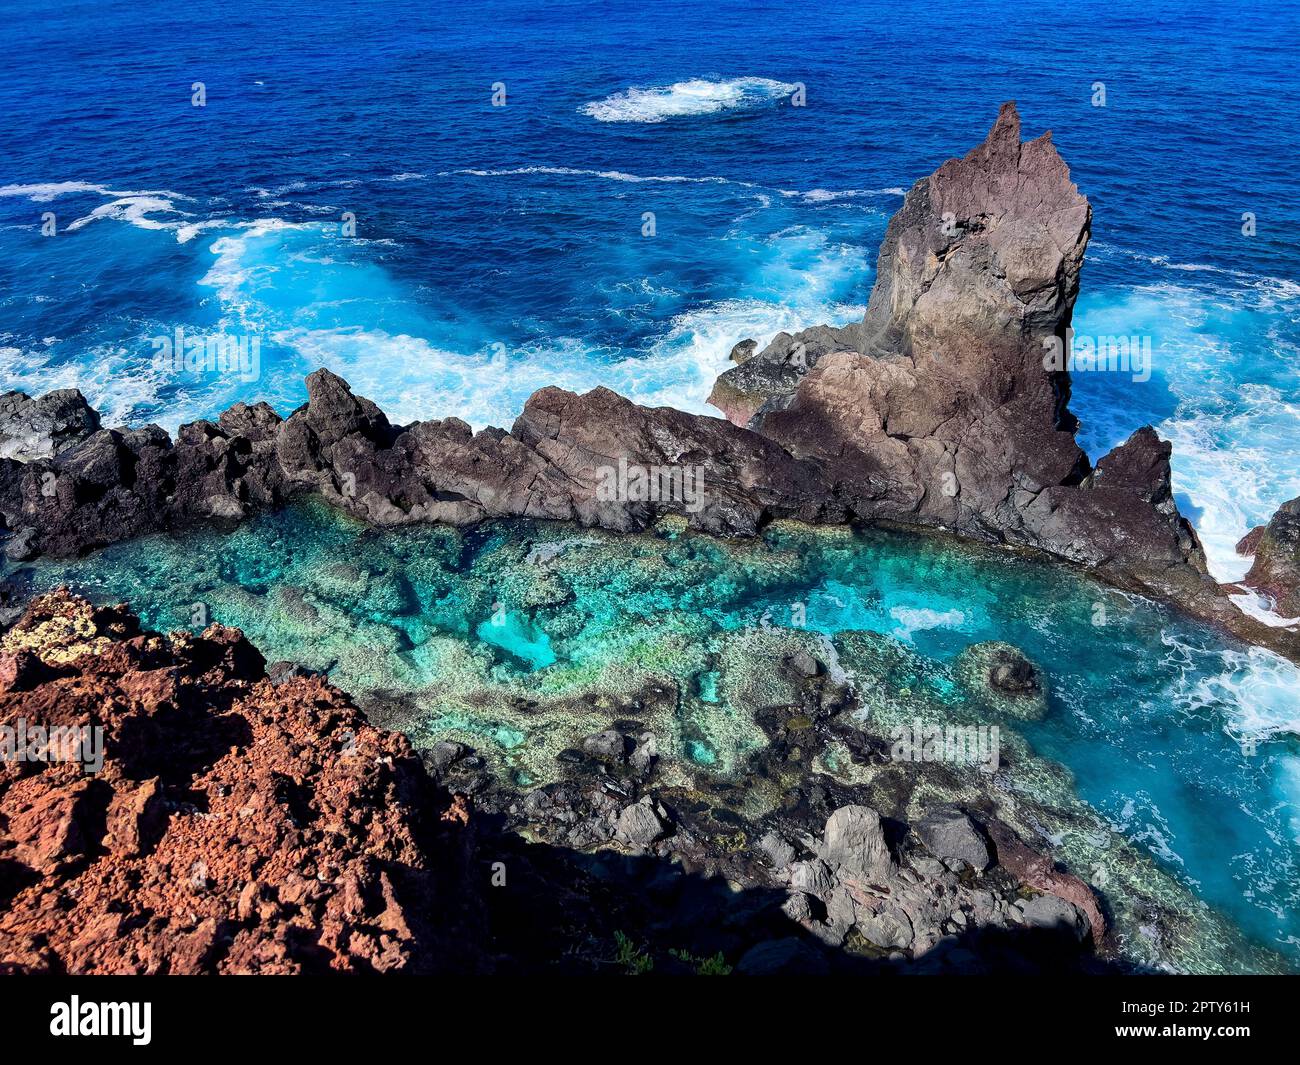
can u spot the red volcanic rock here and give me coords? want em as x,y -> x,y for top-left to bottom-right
0,591 -> 481,974
985,819 -> 1105,943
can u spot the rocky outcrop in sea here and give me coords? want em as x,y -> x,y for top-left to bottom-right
1238,496 -> 1300,618
0,103 -> 1293,666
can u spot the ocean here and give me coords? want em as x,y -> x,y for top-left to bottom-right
3,0 -> 1298,577
2,0 -> 1300,968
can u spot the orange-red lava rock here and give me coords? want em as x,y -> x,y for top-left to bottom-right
0,591 -> 481,974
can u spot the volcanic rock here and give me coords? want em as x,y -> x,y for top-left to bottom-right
0,389 -> 100,462
821,804 -> 895,880
915,807 -> 992,872
0,591 -> 482,975
615,797 -> 669,848
0,105 -> 1291,664
1241,497 -> 1300,616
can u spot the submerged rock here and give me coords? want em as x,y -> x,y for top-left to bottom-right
955,641 -> 1048,721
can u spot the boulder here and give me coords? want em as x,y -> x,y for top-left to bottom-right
615,798 -> 668,847
822,804 -> 894,880
789,858 -> 836,897
915,807 -> 992,872
1018,895 -> 1089,943
581,729 -> 628,763
758,829 -> 797,870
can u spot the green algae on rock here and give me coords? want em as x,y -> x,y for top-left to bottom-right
6,500 -> 1300,973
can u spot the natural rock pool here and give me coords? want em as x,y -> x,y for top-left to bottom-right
9,502 -> 1299,972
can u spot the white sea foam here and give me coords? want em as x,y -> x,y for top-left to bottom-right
0,336 -> 194,429
888,605 -> 967,642
3,180 -> 274,244
1163,632 -> 1300,741
271,294 -> 868,432
780,187 -> 908,202
1227,588 -> 1300,629
445,166 -> 907,210
1092,242 -> 1300,300
0,181 -> 193,203
181,210 -> 870,429
444,165 -> 759,188
580,77 -> 799,123
1072,282 -> 1300,584
65,195 -> 187,235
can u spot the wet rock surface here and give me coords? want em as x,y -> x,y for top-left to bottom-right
1240,496 -> 1300,617
0,105 -> 1287,660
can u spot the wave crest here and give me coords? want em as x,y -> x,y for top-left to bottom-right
580,77 -> 798,123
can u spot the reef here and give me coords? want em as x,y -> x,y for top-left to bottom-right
6,589 -> 1270,975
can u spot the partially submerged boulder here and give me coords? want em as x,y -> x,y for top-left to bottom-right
1240,497 -> 1300,617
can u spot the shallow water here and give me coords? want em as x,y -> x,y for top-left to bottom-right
12,503 -> 1300,969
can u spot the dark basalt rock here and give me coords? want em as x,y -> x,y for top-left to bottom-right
1241,496 -> 1300,616
915,806 -> 992,873
708,323 -> 865,427
0,104 -> 1293,662
750,103 -> 1094,540
0,389 -> 100,462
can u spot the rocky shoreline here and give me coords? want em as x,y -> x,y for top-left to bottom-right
0,591 -> 1202,973
3,587 -> 1283,974
1,106 -> 1296,973
1,103 -> 1295,661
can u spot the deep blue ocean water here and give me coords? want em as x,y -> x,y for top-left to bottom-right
2,0 -> 1300,967
3,0 -> 1299,576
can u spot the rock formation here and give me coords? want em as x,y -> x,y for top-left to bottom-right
0,389 -> 101,463
0,591 -> 482,974
1238,496 -> 1300,617
0,103 -> 1292,660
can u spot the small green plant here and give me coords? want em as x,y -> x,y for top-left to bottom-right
669,947 -> 733,976
613,930 -> 654,975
